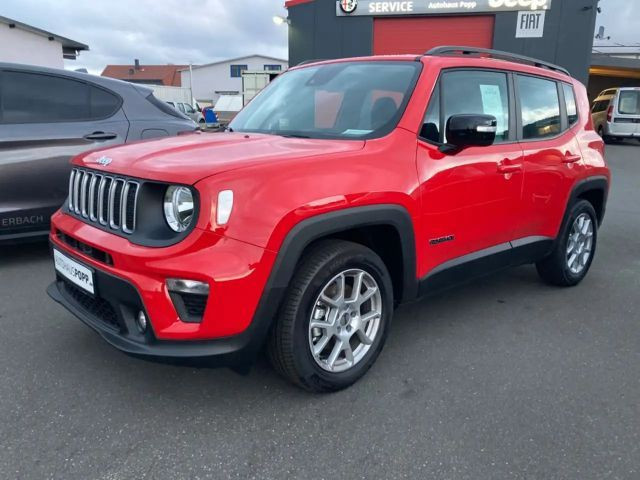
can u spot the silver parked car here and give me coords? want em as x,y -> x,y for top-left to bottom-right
167,101 -> 205,124
0,63 -> 197,243
591,87 -> 640,143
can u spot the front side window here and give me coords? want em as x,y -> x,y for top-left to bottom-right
230,64 -> 248,78
517,75 -> 561,139
563,83 -> 578,125
1,71 -> 90,124
437,70 -> 510,144
230,61 -> 421,140
618,90 -> 640,115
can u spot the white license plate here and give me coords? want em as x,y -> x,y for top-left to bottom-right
54,249 -> 95,294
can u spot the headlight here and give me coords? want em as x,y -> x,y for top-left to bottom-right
164,186 -> 194,232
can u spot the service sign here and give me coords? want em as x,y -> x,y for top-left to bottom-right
336,0 -> 552,16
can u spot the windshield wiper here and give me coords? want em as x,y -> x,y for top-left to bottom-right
279,133 -> 311,139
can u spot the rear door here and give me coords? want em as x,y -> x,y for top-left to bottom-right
615,88 -> 640,137
513,75 -> 586,242
0,69 -> 129,238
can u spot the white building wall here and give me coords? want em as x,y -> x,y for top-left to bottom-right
0,24 -> 64,68
181,55 -> 289,103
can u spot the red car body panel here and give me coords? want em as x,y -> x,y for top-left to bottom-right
49,54 -> 610,350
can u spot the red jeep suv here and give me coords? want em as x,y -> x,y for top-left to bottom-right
48,47 -> 610,392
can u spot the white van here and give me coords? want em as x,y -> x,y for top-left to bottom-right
591,87 -> 640,143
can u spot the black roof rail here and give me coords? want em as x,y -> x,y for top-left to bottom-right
425,46 -> 570,77
296,59 -> 323,66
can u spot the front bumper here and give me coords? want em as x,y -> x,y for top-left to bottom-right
48,211 -> 279,365
47,277 -> 265,367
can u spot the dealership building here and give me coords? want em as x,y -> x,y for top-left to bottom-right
285,0 -> 599,85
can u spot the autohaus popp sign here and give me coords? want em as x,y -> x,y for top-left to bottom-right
336,0 -> 552,16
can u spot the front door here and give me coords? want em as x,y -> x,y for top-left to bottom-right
416,69 -> 524,278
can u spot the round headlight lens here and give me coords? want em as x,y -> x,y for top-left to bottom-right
164,186 -> 194,232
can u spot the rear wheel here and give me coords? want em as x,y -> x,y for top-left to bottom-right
267,240 -> 393,392
536,200 -> 598,287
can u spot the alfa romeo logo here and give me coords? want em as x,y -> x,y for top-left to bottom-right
340,0 -> 358,14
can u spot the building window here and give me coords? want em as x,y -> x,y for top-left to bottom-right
264,64 -> 282,72
230,65 -> 248,78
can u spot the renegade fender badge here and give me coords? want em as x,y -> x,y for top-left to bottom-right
96,156 -> 113,166
429,235 -> 455,246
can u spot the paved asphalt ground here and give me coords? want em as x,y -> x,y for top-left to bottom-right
1,144 -> 638,480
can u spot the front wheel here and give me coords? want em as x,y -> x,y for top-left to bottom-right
267,240 -> 393,392
536,200 -> 598,287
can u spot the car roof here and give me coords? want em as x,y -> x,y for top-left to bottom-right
0,61 -> 153,96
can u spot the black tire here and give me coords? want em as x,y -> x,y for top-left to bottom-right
536,200 -> 598,287
267,240 -> 394,393
598,126 -> 612,145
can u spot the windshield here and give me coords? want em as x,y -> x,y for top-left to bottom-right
230,61 -> 421,139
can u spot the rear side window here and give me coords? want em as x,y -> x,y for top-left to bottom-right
517,75 -> 561,139
89,86 -> 121,118
0,71 -> 120,124
146,94 -> 186,119
431,70 -> 510,144
563,84 -> 578,126
618,90 -> 640,115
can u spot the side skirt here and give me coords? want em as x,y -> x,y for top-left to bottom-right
417,236 -> 554,297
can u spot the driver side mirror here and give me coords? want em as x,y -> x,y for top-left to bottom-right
440,114 -> 497,154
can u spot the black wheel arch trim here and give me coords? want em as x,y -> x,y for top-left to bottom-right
266,204 -> 418,302
240,204 -> 419,363
567,175 -> 609,225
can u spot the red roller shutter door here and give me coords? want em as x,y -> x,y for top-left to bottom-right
373,16 -> 495,55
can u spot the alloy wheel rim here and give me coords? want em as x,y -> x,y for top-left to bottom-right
308,269 -> 382,373
566,213 -> 594,275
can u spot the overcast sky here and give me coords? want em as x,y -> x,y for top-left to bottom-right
0,0 -> 637,74
1,0 -> 289,73
593,0 -> 639,48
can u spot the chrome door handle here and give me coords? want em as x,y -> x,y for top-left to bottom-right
563,153 -> 582,164
497,161 -> 522,174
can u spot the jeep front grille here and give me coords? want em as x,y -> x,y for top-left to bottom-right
68,168 -> 139,234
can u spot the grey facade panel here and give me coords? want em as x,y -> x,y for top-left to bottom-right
288,0 -> 597,83
289,1 -> 372,66
493,0 -> 598,84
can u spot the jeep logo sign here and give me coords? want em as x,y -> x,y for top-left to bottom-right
336,0 -> 551,16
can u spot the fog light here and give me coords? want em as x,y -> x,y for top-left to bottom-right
166,278 -> 210,295
136,311 -> 148,333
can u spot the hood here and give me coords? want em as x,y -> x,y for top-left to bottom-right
74,132 -> 366,184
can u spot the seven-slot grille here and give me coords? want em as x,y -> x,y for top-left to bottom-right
68,168 -> 139,234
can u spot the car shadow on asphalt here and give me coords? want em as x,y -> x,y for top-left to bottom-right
49,264 -> 548,405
